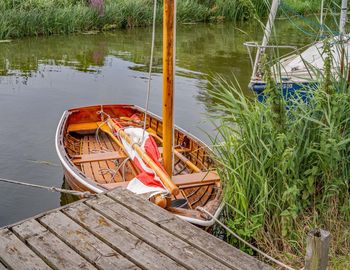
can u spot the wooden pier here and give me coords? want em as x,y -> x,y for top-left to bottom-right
0,188 -> 273,270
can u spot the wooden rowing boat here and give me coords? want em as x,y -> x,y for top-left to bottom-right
56,104 -> 223,226
56,0 -> 223,226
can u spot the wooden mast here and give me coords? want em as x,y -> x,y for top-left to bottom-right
162,0 -> 175,176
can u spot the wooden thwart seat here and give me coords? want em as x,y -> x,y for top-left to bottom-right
67,122 -> 104,133
72,151 -> 127,164
172,171 -> 220,188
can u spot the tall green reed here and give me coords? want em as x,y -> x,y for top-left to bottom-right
208,40 -> 350,267
0,0 -> 320,39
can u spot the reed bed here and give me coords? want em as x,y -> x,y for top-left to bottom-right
208,41 -> 350,269
0,0 -> 321,39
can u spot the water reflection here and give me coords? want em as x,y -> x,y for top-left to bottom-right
0,18 -> 333,226
0,23 -> 258,79
0,18 -> 337,79
0,19 -> 323,110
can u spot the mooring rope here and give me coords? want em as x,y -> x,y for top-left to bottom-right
142,0 -> 157,143
197,206 -> 297,270
95,120 -> 110,152
0,177 -> 95,198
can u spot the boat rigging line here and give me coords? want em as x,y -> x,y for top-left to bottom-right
0,177 -> 95,198
280,1 -> 327,39
142,0 -> 157,143
197,206 -> 298,270
280,0 -> 343,39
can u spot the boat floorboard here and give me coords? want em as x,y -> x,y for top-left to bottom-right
81,134 -> 120,184
0,188 -> 273,270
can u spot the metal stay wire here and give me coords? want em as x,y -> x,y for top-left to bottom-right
141,0 -> 176,173
142,0 -> 158,143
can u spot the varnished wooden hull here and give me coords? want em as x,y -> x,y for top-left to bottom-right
56,104 -> 223,226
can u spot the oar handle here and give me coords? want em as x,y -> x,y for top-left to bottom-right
107,119 -> 179,196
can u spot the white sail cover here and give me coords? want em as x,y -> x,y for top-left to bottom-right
119,127 -> 168,195
274,35 -> 350,83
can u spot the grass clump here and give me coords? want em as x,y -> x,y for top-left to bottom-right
208,45 -> 350,268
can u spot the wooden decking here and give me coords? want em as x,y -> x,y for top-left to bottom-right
0,188 -> 273,270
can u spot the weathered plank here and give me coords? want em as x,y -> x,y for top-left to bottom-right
12,220 -> 96,270
86,195 -> 230,270
39,211 -> 139,270
107,188 -> 273,270
63,203 -> 185,270
0,186 -> 272,270
0,229 -> 50,270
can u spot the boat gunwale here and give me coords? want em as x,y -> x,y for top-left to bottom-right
55,109 -> 106,193
56,104 -> 222,226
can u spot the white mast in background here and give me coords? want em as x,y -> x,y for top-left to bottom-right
339,0 -> 348,35
251,0 -> 280,80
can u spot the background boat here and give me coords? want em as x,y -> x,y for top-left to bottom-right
246,0 -> 349,99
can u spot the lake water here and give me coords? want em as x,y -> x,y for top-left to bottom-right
0,19 -> 319,226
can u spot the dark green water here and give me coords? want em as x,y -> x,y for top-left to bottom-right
0,20 -> 318,226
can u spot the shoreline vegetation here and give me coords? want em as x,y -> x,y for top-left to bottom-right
0,0 -> 322,39
208,41 -> 350,268
1,0 -> 348,269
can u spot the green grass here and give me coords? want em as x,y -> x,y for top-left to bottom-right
207,41 -> 350,268
0,0 -> 156,39
0,0 -> 325,39
0,0 -> 263,37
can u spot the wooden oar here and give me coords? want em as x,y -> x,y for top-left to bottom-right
147,129 -> 201,173
104,118 -> 179,196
